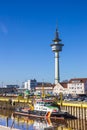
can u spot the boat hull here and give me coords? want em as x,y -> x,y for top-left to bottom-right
14,109 -> 77,120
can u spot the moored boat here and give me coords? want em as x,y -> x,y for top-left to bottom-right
14,98 -> 77,120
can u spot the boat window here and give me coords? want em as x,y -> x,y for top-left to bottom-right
44,102 -> 51,106
40,102 -> 44,105
37,101 -> 45,105
43,108 -> 47,110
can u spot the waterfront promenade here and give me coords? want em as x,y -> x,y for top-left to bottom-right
0,125 -> 20,130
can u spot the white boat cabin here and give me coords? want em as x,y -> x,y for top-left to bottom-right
34,100 -> 59,112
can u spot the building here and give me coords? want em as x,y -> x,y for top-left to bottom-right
6,85 -> 19,88
68,78 -> 87,95
53,78 -> 87,95
53,82 -> 68,95
24,79 -> 37,91
35,83 -> 54,95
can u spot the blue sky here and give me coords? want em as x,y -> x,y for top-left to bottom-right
0,0 -> 87,86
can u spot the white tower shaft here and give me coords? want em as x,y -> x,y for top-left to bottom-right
55,52 -> 60,84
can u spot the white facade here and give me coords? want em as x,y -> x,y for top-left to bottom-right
24,81 -> 29,89
68,83 -> 84,94
68,79 -> 87,95
24,79 -> 37,90
53,83 -> 68,95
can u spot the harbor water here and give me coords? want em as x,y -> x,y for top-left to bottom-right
0,109 -> 87,130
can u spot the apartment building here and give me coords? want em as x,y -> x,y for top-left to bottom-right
53,78 -> 87,95
68,78 -> 87,95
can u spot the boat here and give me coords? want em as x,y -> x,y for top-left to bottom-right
14,98 -> 77,120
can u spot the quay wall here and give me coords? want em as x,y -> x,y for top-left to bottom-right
59,102 -> 87,119
0,97 -> 87,119
0,98 -> 31,110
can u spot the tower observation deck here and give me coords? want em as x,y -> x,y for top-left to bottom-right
50,28 -> 64,84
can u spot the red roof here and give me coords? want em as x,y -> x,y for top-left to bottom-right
60,82 -> 67,88
68,78 -> 87,83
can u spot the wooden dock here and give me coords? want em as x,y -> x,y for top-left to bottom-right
0,125 -> 20,130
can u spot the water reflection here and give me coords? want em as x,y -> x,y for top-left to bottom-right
14,116 -> 68,130
0,110 -> 87,130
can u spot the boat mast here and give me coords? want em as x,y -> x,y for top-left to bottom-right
41,82 -> 45,98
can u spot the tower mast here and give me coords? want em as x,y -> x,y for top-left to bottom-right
50,27 -> 64,84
